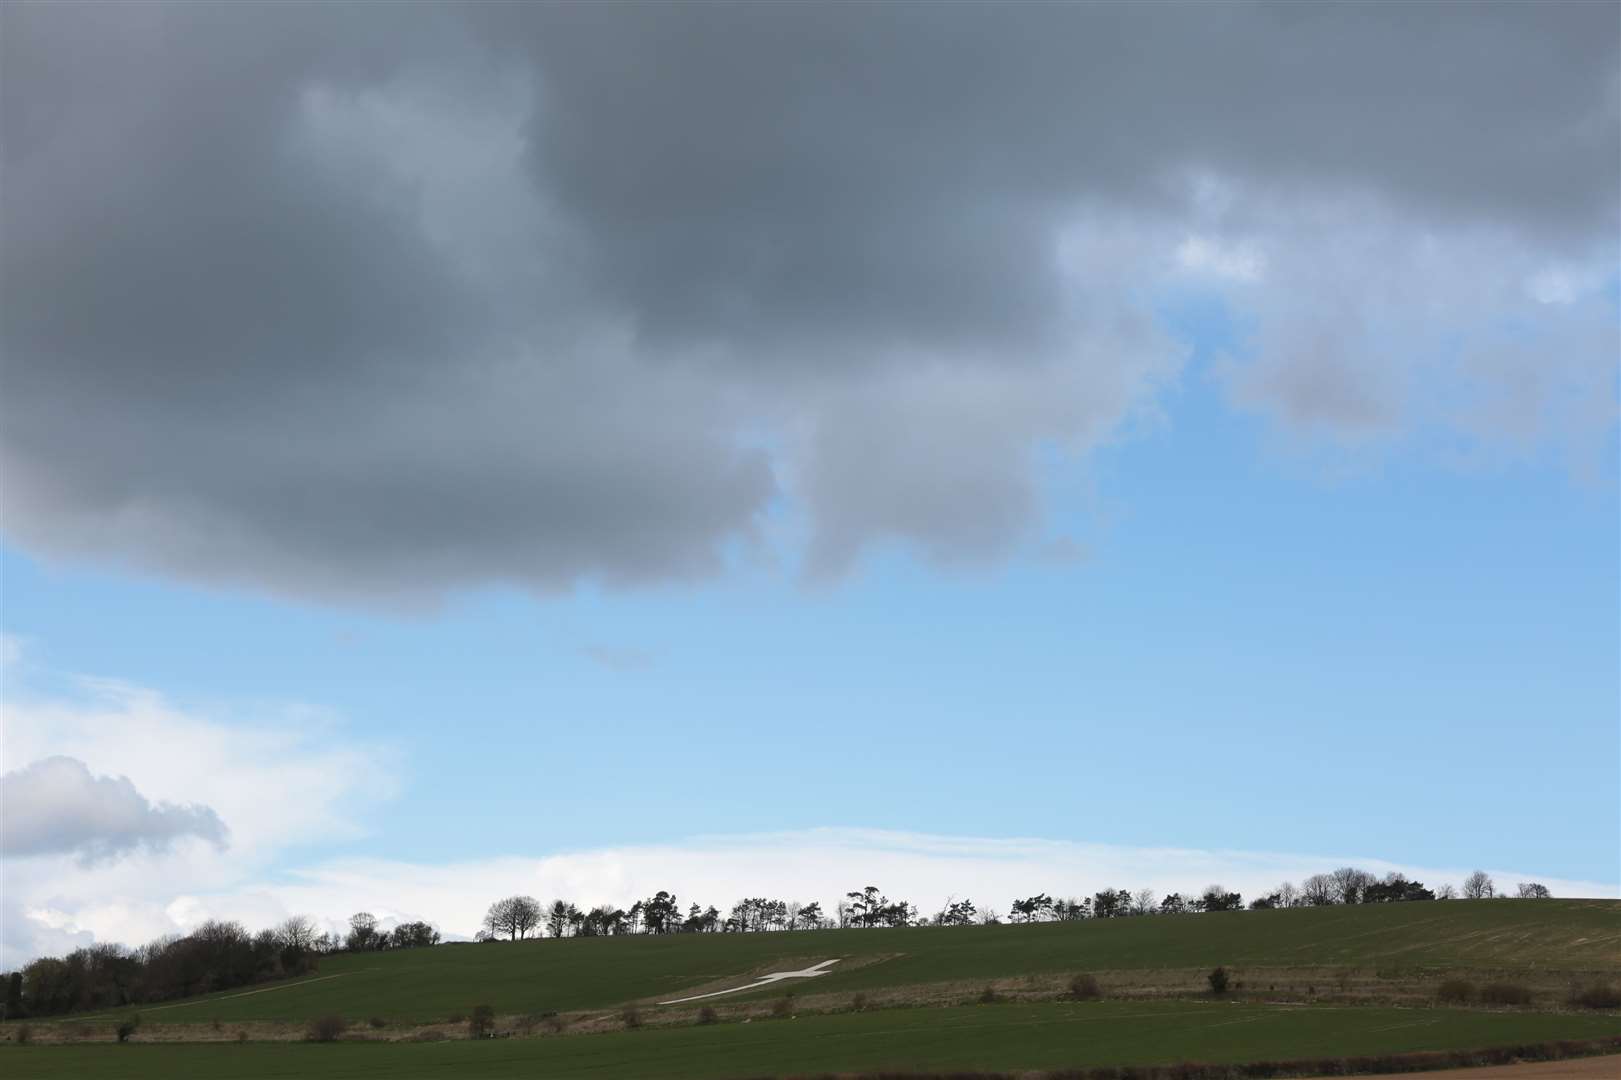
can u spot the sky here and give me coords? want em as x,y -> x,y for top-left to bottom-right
1,1 -> 1617,966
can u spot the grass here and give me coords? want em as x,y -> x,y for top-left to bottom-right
58,899 -> 1618,1026
4,1000 -> 1619,1079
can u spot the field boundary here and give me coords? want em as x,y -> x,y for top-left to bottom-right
776,1036 -> 1621,1080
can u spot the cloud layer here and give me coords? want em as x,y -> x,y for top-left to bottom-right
0,665 -> 389,967
2,2 -> 1615,602
1,756 -> 228,862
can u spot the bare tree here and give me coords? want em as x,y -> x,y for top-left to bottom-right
1131,888 -> 1157,916
1329,867 -> 1374,904
1515,882 -> 1552,899
346,911 -> 380,950
512,895 -> 542,939
276,916 -> 320,953
484,895 -> 543,940
1436,883 -> 1458,900
1300,873 -> 1336,906
1461,871 -> 1495,900
1276,881 -> 1300,908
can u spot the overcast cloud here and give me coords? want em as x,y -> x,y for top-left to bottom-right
3,2 -> 1615,603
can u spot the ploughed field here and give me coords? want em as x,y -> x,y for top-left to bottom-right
4,899 -> 1618,1079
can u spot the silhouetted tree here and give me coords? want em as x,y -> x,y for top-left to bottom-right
1330,867 -> 1375,904
1516,882 -> 1552,899
1196,886 -> 1243,912
1462,871 -> 1495,900
642,891 -> 680,934
346,912 -> 380,951
484,896 -> 542,940
389,921 -> 440,949
1300,873 -> 1336,906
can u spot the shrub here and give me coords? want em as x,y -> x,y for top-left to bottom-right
620,1006 -> 642,1030
14,1024 -> 31,1045
850,992 -> 868,1012
468,1004 -> 495,1039
543,1012 -> 569,1034
306,1014 -> 349,1042
116,1014 -> 141,1043
978,985 -> 999,1004
1480,982 -> 1533,1006
1437,978 -> 1477,1004
1208,967 -> 1230,995
771,994 -> 794,1019
1569,983 -> 1621,1009
447,1011 -> 466,1024
697,1006 -> 719,1025
1068,973 -> 1102,1000
236,1030 -> 249,1043
210,1017 -> 222,1032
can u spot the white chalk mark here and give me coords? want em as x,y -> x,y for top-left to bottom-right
658,958 -> 842,1005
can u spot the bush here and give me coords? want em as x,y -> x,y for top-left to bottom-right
367,1016 -> 388,1029
447,1011 -> 466,1024
771,994 -> 794,1018
1569,983 -> 1621,1009
1437,978 -> 1477,1004
1068,973 -> 1102,1000
620,1006 -> 642,1030
236,1029 -> 249,1043
14,1024 -> 31,1045
697,1006 -> 719,1025
468,1004 -> 495,1039
306,1014 -> 349,1042
1480,982 -> 1533,1006
978,985 -> 999,1004
116,1014 -> 141,1043
1208,967 -> 1230,995
850,992 -> 868,1012
543,1012 -> 569,1034
210,1017 -> 222,1032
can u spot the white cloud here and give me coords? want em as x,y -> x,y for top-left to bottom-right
1,670 -> 392,967
4,663 -> 1611,967
10,826 -> 1610,967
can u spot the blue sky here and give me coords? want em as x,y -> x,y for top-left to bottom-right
5,309 -> 1614,880
2,2 -> 1617,963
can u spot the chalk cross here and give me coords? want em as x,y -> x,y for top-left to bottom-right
657,958 -> 842,1005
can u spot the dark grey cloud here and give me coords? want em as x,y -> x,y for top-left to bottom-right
2,2 -> 1613,601
1,756 -> 229,862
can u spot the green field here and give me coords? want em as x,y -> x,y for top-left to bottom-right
9,1001 -> 1621,1080
6,900 -> 1619,1078
94,899 -> 1621,1024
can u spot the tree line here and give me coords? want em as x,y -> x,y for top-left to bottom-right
473,868 -> 1547,940
0,866 -> 1548,1019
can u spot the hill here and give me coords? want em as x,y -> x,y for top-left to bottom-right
5,899 -> 1617,1080
115,898 -> 1621,1024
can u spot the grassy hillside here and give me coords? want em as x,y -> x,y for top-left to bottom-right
11,1001 -> 1621,1080
105,899 -> 1621,1024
